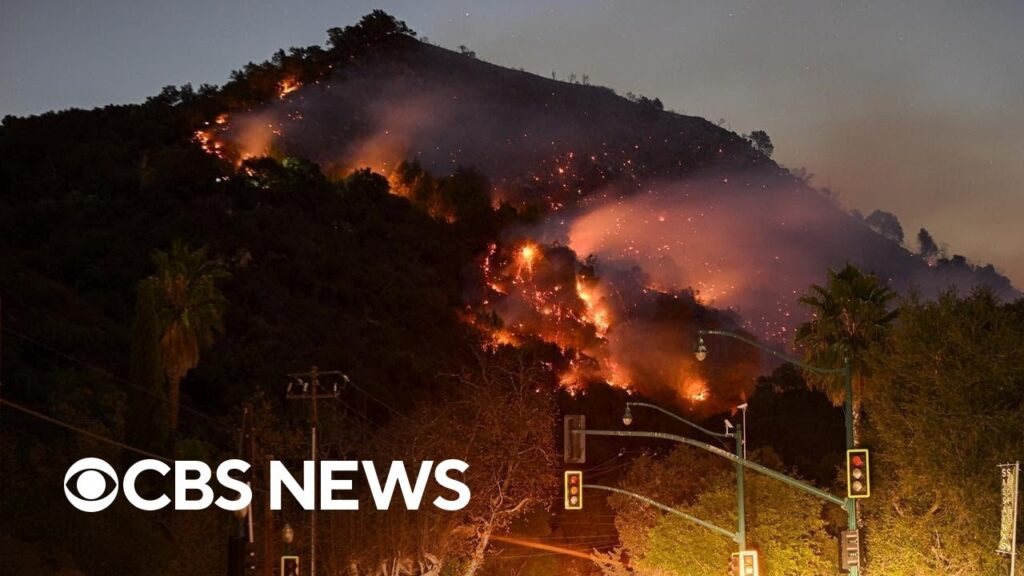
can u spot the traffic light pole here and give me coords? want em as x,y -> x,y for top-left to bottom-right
841,362 -> 859,576
735,421 -> 746,551
624,401 -> 746,551
698,329 -> 859,575
584,429 -> 847,508
587,483 -> 739,542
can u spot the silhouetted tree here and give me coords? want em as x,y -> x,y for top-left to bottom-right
147,240 -> 228,431
917,228 -> 939,259
866,209 -> 904,243
327,10 -> 415,53
747,130 -> 774,157
795,264 -> 897,412
128,278 -> 169,450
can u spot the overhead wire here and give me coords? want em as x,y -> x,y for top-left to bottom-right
2,326 -> 233,433
0,397 -> 172,462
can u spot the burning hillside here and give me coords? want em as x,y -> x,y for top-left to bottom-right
190,23 -> 1016,407
462,238 -> 760,412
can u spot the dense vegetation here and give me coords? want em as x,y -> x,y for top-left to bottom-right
605,278 -> 1024,576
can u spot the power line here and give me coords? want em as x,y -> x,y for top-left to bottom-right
345,378 -> 406,419
2,326 -> 232,432
0,397 -> 172,462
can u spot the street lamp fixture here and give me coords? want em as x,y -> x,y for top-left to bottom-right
622,405 -> 633,426
281,523 -> 294,545
694,336 -> 708,362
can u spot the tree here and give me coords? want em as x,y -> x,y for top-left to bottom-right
426,352 -> 558,576
917,227 -> 939,260
127,278 -> 169,450
862,290 -> 1024,575
608,448 -> 834,576
326,10 -> 416,53
865,209 -> 904,243
146,240 -> 228,431
794,264 -> 897,407
747,130 -> 774,157
747,365 -> 845,485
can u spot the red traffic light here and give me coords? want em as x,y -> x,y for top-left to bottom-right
846,449 -> 871,499
564,471 -> 583,510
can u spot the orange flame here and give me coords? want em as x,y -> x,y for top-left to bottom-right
278,78 -> 300,99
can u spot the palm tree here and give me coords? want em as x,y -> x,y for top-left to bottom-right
147,239 -> 228,431
795,264 -> 897,408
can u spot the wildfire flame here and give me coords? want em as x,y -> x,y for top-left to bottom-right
278,78 -> 301,99
469,240 -> 627,392
517,244 -> 538,277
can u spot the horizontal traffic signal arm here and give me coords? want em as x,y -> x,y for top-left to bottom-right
584,428 -> 848,508
587,483 -> 739,542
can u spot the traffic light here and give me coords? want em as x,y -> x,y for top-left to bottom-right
281,555 -> 300,576
846,449 -> 870,499
564,415 -> 586,464
564,470 -> 583,510
738,550 -> 758,576
728,553 -> 739,575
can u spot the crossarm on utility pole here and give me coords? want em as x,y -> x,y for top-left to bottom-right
584,429 -> 847,508
588,484 -> 739,542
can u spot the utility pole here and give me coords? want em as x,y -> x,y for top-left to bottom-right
734,419 -> 746,551
1001,461 -> 1020,576
238,404 -> 256,544
286,367 -> 345,576
263,453 -> 275,576
230,405 -> 256,576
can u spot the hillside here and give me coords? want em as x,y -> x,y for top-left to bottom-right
215,32 -> 774,200
201,23 -> 1016,337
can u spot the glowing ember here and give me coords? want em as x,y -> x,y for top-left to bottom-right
680,376 -> 709,403
517,244 -> 539,277
278,78 -> 301,99
468,240 -> 634,393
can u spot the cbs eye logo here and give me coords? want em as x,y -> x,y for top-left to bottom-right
64,457 -> 119,512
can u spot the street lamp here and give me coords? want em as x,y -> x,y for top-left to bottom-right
622,405 -> 633,426
694,336 -> 708,362
281,523 -> 294,545
737,403 -> 748,459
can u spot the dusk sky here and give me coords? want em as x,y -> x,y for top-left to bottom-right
3,0 -> 1022,284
